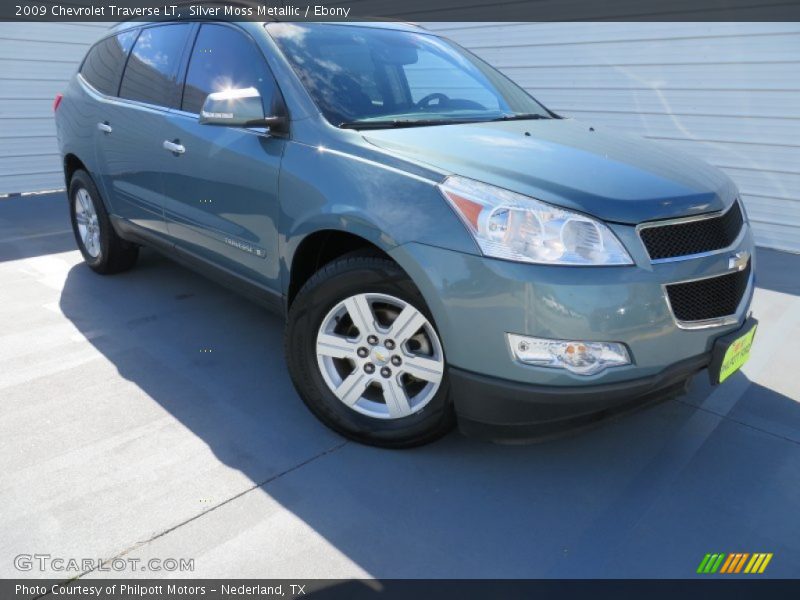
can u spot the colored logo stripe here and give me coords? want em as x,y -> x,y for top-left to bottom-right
696,554 -> 712,573
697,553 -> 725,573
719,554 -> 736,573
745,553 -> 773,574
720,553 -> 749,573
697,553 -> 773,574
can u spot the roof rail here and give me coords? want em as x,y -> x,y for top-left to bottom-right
355,17 -> 428,30
109,3 -> 426,30
110,0 -> 282,26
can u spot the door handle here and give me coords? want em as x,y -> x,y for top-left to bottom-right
162,140 -> 185,155
97,122 -> 112,134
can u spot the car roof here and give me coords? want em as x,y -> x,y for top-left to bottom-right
108,17 -> 429,36
307,21 -> 430,33
106,0 -> 429,34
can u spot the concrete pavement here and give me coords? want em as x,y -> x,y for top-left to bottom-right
1,192 -> 799,579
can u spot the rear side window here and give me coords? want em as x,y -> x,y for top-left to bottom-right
119,24 -> 192,108
80,30 -> 138,96
182,24 -> 279,115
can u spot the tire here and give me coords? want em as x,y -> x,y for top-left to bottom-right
286,253 -> 455,448
68,169 -> 138,274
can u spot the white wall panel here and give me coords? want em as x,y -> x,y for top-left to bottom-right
0,22 -> 106,195
0,21 -> 797,252
426,22 -> 800,252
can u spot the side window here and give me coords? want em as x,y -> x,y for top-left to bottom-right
182,24 -> 278,115
317,43 -> 382,106
119,24 -> 192,108
80,30 -> 138,96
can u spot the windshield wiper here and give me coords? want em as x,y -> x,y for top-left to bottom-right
339,118 -> 484,130
491,113 -> 552,122
339,114 -> 556,129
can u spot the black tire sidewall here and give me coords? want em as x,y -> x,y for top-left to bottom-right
68,170 -> 110,269
286,257 -> 453,447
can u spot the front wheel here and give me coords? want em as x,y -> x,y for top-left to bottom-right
285,254 -> 454,448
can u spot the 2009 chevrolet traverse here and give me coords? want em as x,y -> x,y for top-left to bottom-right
55,20 -> 757,447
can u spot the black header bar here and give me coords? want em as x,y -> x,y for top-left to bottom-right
3,0 -> 800,22
5,578 -> 800,600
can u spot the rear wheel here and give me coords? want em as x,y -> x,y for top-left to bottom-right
69,169 -> 138,274
286,254 -> 454,447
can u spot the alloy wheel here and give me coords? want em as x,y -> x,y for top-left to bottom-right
74,187 -> 101,258
315,292 -> 444,419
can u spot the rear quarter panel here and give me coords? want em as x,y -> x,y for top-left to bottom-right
56,75 -> 100,189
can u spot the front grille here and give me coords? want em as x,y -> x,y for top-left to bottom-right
666,260 -> 751,323
640,201 -> 744,261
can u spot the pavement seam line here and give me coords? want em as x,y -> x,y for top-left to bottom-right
36,439 -> 349,595
676,397 -> 800,446
0,229 -> 73,243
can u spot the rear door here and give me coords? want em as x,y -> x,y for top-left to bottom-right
160,23 -> 285,290
96,23 -> 194,234
78,28 -> 137,215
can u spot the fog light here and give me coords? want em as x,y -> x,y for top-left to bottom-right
507,334 -> 630,376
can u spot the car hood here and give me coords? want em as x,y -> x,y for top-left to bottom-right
361,119 -> 736,224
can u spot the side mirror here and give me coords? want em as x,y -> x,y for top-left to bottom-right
199,87 -> 288,132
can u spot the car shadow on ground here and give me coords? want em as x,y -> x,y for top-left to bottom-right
0,193 -> 76,262
52,242 -> 800,578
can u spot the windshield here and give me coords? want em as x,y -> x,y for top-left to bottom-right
266,23 -> 552,128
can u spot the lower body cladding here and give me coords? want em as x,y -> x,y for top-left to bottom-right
389,232 -> 756,442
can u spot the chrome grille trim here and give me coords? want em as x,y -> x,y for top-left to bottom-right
661,261 -> 754,330
637,199 -> 746,264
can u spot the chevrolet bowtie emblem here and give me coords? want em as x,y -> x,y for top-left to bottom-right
728,251 -> 750,271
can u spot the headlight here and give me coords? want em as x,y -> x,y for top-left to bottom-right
439,176 -> 633,266
507,334 -> 630,375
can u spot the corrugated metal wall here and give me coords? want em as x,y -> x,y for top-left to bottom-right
0,22 -> 108,195
0,21 -> 798,251
426,22 -> 800,252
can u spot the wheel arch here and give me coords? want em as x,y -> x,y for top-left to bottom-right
287,228 -> 399,307
63,153 -> 88,187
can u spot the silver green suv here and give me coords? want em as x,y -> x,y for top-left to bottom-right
55,20 -> 757,446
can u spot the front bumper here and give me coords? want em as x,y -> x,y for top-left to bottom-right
450,353 -> 708,442
389,223 -> 756,437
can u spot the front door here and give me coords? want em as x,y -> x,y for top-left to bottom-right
160,23 -> 285,291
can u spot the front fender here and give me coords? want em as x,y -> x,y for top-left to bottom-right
278,140 -> 479,293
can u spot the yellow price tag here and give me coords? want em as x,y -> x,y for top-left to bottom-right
719,325 -> 757,383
